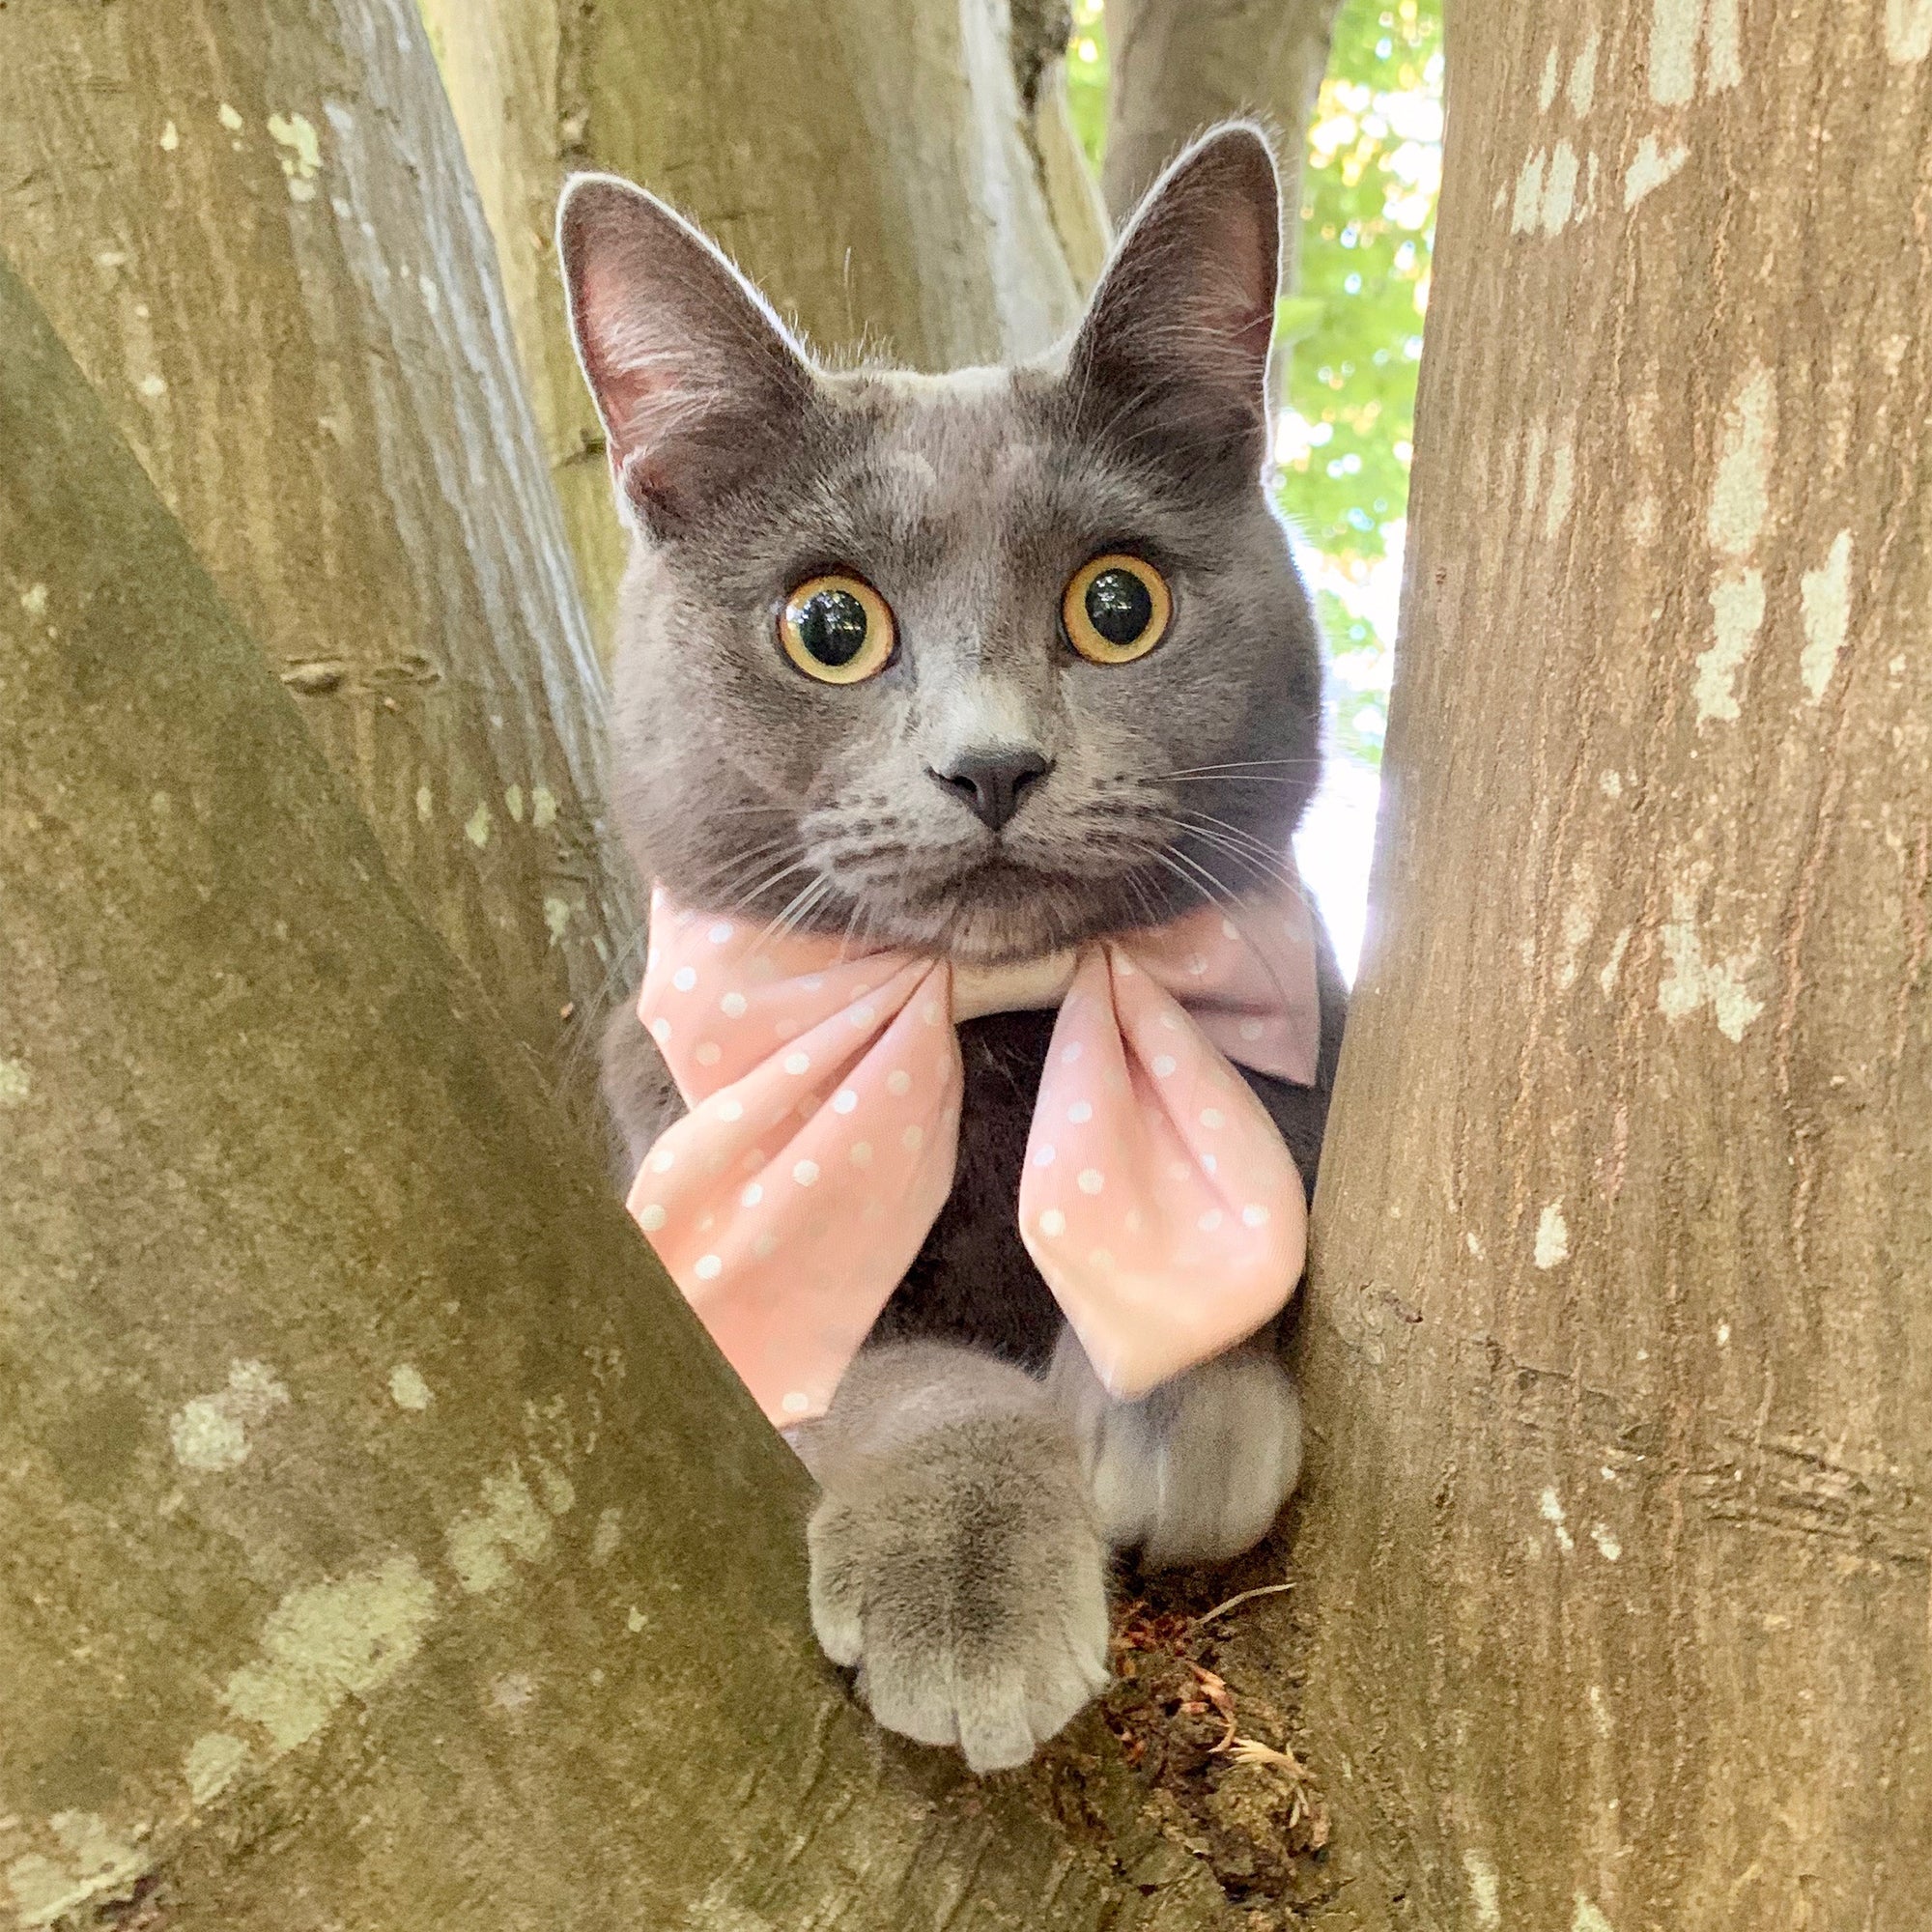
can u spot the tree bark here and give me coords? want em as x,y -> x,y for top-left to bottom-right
1287,4 -> 1932,1926
1099,0 -> 1341,290
420,0 -> 1109,644
0,0 -> 629,1110
0,258 -> 1235,1932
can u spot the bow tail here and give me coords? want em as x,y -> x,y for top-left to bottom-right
1019,947 -> 1308,1401
627,967 -> 963,1424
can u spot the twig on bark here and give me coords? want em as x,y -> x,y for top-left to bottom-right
1187,1580 -> 1294,1632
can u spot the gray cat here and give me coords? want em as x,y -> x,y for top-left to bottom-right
561,123 -> 1346,1773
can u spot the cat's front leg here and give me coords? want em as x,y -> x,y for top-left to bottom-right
793,1342 -> 1111,1774
1048,1328 -> 1303,1567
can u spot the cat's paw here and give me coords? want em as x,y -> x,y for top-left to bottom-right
805,1371 -> 1110,1774
1050,1332 -> 1303,1567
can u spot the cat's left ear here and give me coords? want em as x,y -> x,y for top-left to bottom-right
557,174 -> 815,532
1065,124 -> 1280,483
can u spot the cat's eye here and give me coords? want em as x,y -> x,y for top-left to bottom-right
1061,554 -> 1172,666
778,573 -> 896,684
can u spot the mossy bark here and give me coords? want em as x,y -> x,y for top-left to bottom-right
0,258 -> 1236,1932
0,0 -> 629,1110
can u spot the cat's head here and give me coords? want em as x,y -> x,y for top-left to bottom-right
560,124 -> 1321,965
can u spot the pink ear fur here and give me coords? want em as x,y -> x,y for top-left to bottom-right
556,172 -> 811,525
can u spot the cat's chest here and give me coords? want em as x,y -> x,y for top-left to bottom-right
867,1010 -> 1064,1367
867,1009 -> 1330,1371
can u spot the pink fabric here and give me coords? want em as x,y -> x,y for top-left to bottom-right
626,882 -> 1321,1425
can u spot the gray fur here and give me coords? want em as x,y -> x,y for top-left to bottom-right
1047,1328 -> 1304,1567
795,1344 -> 1110,1774
563,124 -> 1343,1771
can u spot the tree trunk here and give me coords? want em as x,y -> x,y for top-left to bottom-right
0,259 -> 1235,1932
420,0 -> 1108,644
0,0 -> 629,1111
1099,0 -> 1341,291
1287,4 -> 1932,1926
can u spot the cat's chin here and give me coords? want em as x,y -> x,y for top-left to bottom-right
860,856 -> 1161,967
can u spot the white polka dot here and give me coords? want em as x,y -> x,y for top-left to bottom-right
741,1183 -> 764,1208
648,1016 -> 671,1043
695,1040 -> 722,1065
832,1089 -> 858,1115
1125,1208 -> 1144,1234
671,965 -> 697,992
1186,952 -> 1208,976
1077,1167 -> 1105,1194
721,990 -> 748,1018
901,1124 -> 924,1151
1089,1247 -> 1116,1269
848,1141 -> 873,1167
923,1001 -> 944,1026
1221,918 -> 1240,941
1034,1142 -> 1057,1167
1114,956 -> 1137,978
1159,1011 -> 1181,1032
1151,1054 -> 1178,1078
781,1391 -> 812,1415
849,1003 -> 877,1028
1199,1208 -> 1224,1232
792,1159 -> 819,1186
1239,1018 -> 1265,1041
800,974 -> 824,992
694,1254 -> 722,1280
783,1051 -> 811,1075
1061,1040 -> 1084,1065
886,1069 -> 912,1096
1202,1151 -> 1218,1175
1168,1160 -> 1192,1181
648,1148 -> 675,1173
637,1204 -> 666,1232
716,1097 -> 744,1122
1241,1204 -> 1269,1227
1038,1208 -> 1066,1237
753,1231 -> 779,1259
707,921 -> 734,945
696,1213 -> 716,1234
1067,1100 -> 1094,1123
1200,1107 -> 1225,1129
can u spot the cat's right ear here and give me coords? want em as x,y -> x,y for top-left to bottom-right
557,176 -> 814,533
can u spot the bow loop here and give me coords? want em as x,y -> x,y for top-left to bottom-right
1019,947 -> 1308,1399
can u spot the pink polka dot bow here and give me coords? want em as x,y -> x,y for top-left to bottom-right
626,882 -> 1322,1425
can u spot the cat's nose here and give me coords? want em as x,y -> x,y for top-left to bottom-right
928,750 -> 1052,832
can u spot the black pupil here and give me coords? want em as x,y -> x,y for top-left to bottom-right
796,587 -> 869,667
1084,567 -> 1153,646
